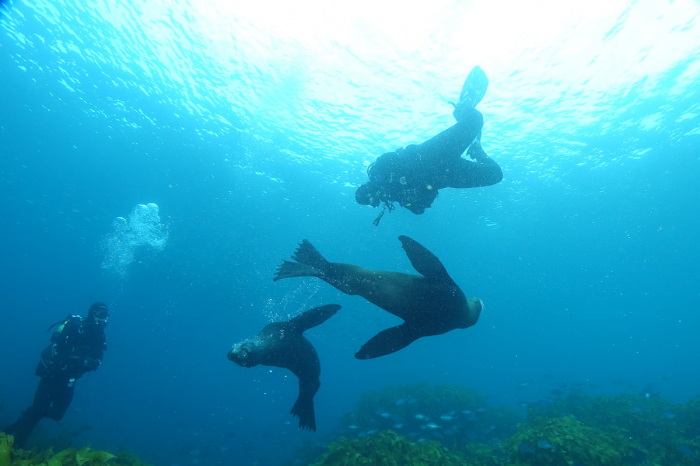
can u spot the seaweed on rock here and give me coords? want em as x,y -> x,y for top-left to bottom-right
303,388 -> 700,466
528,393 -> 700,464
502,416 -> 628,466
311,430 -> 468,466
0,433 -> 151,466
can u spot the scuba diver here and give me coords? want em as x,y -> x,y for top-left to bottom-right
355,66 -> 503,224
4,303 -> 109,448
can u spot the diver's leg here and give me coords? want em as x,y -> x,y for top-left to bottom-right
4,378 -> 53,448
415,108 -> 483,163
429,65 -> 488,160
4,409 -> 42,449
46,379 -> 74,421
447,152 -> 503,189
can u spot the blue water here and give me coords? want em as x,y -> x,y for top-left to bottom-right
1,0 -> 699,465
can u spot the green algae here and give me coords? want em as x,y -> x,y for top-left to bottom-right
310,387 -> 700,466
0,434 -> 12,466
502,415 -> 628,466
529,392 -> 700,464
0,433 -> 149,466
311,430 -> 468,466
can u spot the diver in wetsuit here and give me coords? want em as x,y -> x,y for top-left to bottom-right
4,302 -> 109,448
355,66 -> 502,222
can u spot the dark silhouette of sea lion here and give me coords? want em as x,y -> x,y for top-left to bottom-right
227,304 -> 340,432
274,236 -> 482,360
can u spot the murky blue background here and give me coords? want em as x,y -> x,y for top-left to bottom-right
1,0 -> 699,465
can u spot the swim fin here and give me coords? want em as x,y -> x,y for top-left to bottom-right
452,66 -> 489,121
458,66 -> 489,108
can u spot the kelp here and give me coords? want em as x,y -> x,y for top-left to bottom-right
311,430 -> 468,466
1,434 -> 12,466
678,396 -> 700,440
528,393 -> 700,463
308,386 -> 700,466
502,415 -> 629,466
0,433 -> 149,466
530,393 -> 681,435
109,452 -> 150,466
458,442 -> 511,466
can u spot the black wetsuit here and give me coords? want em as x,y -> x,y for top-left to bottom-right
5,316 -> 106,448
360,107 -> 502,214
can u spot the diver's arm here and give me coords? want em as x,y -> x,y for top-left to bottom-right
74,330 -> 106,374
85,332 -> 106,363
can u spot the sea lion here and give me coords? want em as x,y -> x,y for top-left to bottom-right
273,236 -> 482,360
227,304 -> 340,432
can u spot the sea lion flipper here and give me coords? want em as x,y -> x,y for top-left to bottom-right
288,304 -> 341,334
398,235 -> 449,279
290,394 -> 316,431
291,379 -> 319,431
293,239 -> 329,269
274,260 -> 319,281
274,240 -> 329,282
355,325 -> 420,360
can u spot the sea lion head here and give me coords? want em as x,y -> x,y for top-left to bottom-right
462,297 -> 483,328
228,337 -> 266,368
